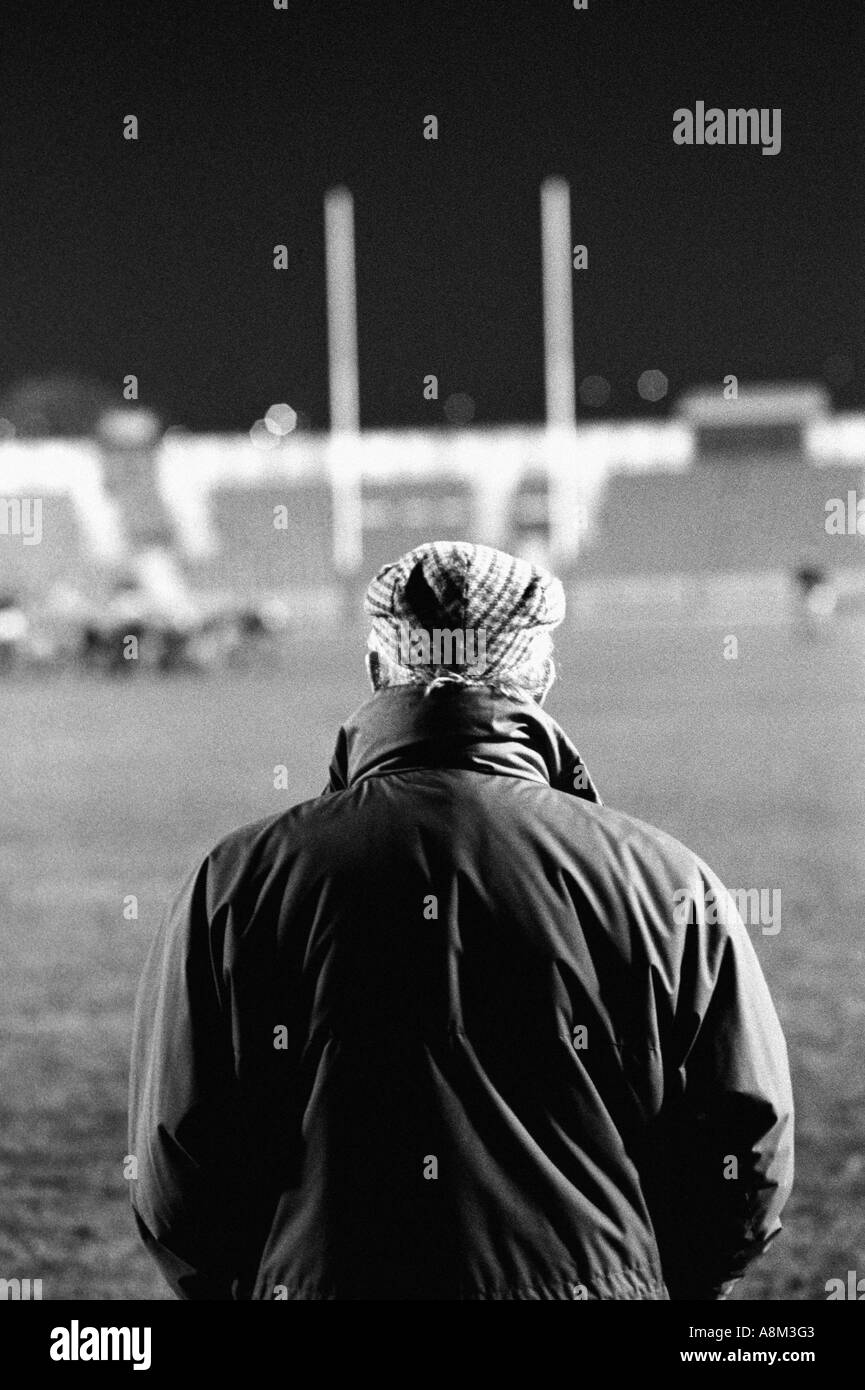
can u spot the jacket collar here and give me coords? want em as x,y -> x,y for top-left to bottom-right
324,684 -> 601,803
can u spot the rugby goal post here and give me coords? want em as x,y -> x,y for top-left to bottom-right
323,179 -> 586,587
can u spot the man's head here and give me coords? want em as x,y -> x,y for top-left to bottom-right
363,541 -> 565,704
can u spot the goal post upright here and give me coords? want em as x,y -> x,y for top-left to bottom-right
324,185 -> 363,617
541,176 -> 576,430
540,176 -> 580,567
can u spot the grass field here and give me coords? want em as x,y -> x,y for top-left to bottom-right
1,617 -> 864,1300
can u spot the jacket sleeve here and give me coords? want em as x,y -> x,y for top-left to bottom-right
646,869 -> 794,1300
128,857 -> 251,1299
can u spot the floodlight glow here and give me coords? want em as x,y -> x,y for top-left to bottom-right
249,419 -> 278,450
264,403 -> 298,436
637,369 -> 669,402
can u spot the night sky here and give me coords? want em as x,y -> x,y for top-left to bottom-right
1,0 -> 862,432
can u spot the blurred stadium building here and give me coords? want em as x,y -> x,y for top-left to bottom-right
1,181 -> 863,646
1,387 -> 863,629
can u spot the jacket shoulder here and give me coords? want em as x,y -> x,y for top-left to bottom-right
199,792 -> 328,891
567,796 -> 715,880
560,798 -> 732,935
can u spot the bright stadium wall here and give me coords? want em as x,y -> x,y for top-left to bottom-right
1,416 -> 864,624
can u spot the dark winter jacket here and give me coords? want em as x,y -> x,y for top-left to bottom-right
129,683 -> 794,1300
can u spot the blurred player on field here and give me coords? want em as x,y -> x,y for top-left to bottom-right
791,555 -> 838,639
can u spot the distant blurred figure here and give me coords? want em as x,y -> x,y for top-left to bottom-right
78,564 -> 289,675
82,576 -> 148,673
791,557 -> 838,639
131,547 -> 202,672
32,582 -> 96,666
0,592 -> 29,672
83,563 -> 201,674
7,571 -> 288,677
